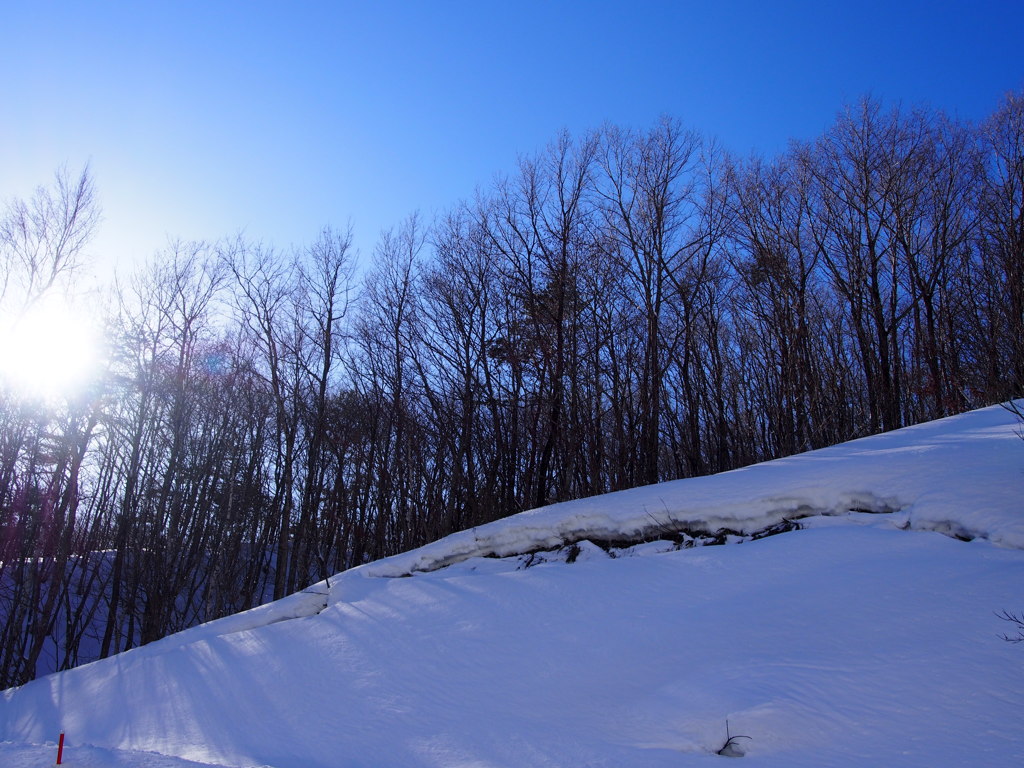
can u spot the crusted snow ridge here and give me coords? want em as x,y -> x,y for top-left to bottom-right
346,491 -> 894,582
327,403 -> 1023,593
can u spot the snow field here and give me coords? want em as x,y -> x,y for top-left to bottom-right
1,403 -> 1022,766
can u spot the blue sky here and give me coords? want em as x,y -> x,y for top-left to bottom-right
3,1 -> 1022,277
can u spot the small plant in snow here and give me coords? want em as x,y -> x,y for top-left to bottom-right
997,610 -> 1024,642
716,720 -> 751,757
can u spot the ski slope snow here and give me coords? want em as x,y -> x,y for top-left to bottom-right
2,403 -> 1023,766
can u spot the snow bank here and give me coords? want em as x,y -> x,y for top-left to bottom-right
339,402 -> 1024,587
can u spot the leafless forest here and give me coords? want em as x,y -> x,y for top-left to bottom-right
1,93 -> 1022,685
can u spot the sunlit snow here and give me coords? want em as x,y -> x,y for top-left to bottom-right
1,403 -> 1022,767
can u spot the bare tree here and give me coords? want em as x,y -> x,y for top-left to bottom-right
977,91 -> 1024,400
354,214 -> 429,555
596,118 -> 702,484
0,165 -> 100,313
291,227 -> 355,589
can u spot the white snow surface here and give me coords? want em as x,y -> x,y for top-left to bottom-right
1,403 -> 1023,767
354,402 -> 1024,578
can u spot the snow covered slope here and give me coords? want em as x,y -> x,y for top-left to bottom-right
1,404 -> 1023,767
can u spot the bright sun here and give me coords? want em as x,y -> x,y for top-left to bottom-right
0,298 -> 102,400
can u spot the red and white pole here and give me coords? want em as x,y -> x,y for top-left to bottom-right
56,731 -> 65,765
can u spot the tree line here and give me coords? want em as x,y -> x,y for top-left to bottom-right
1,92 -> 1021,685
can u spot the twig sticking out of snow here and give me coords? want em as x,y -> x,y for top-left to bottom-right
996,609 -> 1024,642
716,720 -> 751,757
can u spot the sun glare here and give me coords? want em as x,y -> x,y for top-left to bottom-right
0,298 -> 102,401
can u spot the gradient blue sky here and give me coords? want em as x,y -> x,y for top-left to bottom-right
3,1 -> 1023,277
